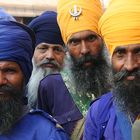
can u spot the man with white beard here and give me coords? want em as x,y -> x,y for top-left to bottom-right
27,11 -> 65,108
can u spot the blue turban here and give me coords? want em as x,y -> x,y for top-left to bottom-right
0,21 -> 35,85
28,11 -> 64,46
0,8 -> 16,21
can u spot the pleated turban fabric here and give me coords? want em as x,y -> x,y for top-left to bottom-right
57,0 -> 103,44
99,0 -> 140,55
0,21 -> 35,84
28,11 -> 64,46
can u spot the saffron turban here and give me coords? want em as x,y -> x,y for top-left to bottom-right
57,0 -> 103,44
99,0 -> 140,55
28,11 -> 64,46
0,21 -> 35,84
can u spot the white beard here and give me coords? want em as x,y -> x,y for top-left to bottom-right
27,59 -> 58,108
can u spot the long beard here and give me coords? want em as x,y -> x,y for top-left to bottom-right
70,46 -> 112,97
113,69 -> 140,116
27,59 -> 60,108
0,85 -> 23,134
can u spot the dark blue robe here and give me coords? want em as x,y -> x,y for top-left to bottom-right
38,74 -> 83,135
83,93 -> 132,140
0,109 -> 69,140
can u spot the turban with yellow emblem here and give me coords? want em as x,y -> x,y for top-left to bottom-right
57,0 -> 103,44
99,0 -> 140,55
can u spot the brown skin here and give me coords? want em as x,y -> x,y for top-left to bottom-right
33,42 -> 65,69
112,43 -> 140,81
67,30 -> 103,67
0,61 -> 24,100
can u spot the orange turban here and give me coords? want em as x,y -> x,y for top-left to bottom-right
99,0 -> 140,55
57,0 -> 103,44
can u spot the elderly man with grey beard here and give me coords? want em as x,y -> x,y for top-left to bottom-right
84,0 -> 140,139
27,11 -> 65,109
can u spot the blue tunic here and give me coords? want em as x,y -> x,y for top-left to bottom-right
38,74 -> 83,135
83,93 -> 132,140
0,109 -> 69,140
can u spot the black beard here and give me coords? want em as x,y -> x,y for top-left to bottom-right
113,68 -> 140,116
70,47 -> 112,97
0,85 -> 23,134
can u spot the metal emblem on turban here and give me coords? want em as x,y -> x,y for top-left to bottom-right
69,5 -> 82,20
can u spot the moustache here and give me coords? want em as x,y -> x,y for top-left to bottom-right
0,85 -> 22,99
37,59 -> 60,68
114,69 -> 140,82
73,54 -> 99,67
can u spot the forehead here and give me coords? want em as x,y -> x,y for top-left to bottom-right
36,42 -> 63,48
69,30 -> 98,40
0,61 -> 20,68
114,43 -> 140,51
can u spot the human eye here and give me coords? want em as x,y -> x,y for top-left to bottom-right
134,48 -> 140,55
134,48 -> 140,60
4,68 -> 17,74
114,49 -> 125,58
54,46 -> 64,53
68,38 -> 80,46
87,35 -> 97,42
37,46 -> 48,53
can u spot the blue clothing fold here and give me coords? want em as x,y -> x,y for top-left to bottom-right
0,110 -> 69,140
38,74 -> 83,135
83,93 -> 132,140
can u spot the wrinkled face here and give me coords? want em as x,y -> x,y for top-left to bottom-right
0,61 -> 24,100
33,43 -> 65,71
112,44 -> 140,84
112,44 -> 140,115
67,30 -> 103,69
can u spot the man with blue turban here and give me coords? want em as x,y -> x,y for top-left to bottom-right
0,11 -> 69,140
0,8 -> 16,21
27,11 -> 65,108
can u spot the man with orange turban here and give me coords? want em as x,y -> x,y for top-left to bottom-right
57,0 -> 112,138
84,0 -> 140,139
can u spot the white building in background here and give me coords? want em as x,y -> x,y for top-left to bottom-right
0,0 -> 109,24
0,0 -> 57,24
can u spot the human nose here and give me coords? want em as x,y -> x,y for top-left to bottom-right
45,49 -> 55,61
0,72 -> 7,86
124,54 -> 139,72
80,41 -> 90,55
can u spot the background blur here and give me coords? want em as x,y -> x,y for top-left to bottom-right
0,0 -> 109,24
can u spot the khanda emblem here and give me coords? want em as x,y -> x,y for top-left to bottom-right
69,5 -> 82,20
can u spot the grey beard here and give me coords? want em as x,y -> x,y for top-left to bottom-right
69,46 -> 112,97
113,69 -> 140,116
27,59 -> 59,109
0,86 -> 23,134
